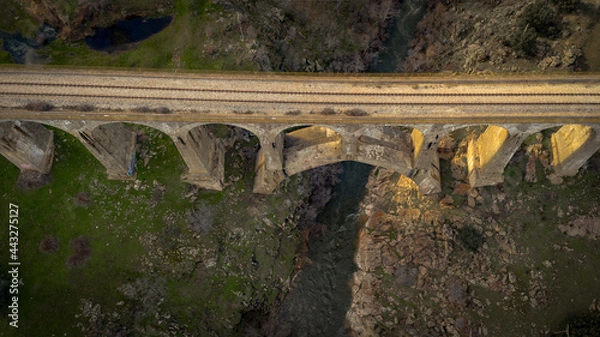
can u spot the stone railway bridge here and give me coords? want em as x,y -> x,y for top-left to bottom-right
1,67 -> 599,194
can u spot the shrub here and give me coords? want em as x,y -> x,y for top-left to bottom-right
344,108 -> 368,117
16,170 -> 52,190
551,0 -> 580,12
187,203 -> 215,234
319,108 -> 337,115
510,27 -> 539,57
66,236 -> 92,269
133,106 -> 171,113
74,192 -> 92,207
557,312 -> 600,336
39,235 -> 60,254
520,1 -> 560,38
77,104 -> 95,112
457,225 -> 485,252
25,101 -> 54,111
133,106 -> 152,113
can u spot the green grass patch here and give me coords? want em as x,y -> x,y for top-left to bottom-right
0,1 -> 39,38
0,123 -> 305,335
36,0 -> 257,71
0,125 -> 210,336
0,44 -> 12,64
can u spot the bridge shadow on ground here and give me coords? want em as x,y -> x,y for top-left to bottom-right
272,161 -> 373,337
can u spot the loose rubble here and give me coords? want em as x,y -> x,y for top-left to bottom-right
346,131 -> 600,336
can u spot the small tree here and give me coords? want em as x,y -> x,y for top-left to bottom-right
556,312 -> 600,336
520,1 -> 560,38
551,0 -> 580,13
510,27 -> 538,57
457,225 -> 485,252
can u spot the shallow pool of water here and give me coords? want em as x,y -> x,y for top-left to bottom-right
85,16 -> 172,51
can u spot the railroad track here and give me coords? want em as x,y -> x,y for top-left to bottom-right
2,81 -> 600,97
2,83 -> 600,105
3,91 -> 600,104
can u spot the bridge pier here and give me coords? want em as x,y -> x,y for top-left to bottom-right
74,123 -> 137,180
410,127 -> 444,194
173,126 -> 225,190
0,121 -> 54,174
551,124 -> 600,176
468,126 -> 530,187
253,132 -> 285,194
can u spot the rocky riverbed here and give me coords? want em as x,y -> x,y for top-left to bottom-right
346,130 -> 600,336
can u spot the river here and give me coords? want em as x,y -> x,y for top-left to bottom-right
369,0 -> 428,73
275,162 -> 372,337
274,0 -> 428,335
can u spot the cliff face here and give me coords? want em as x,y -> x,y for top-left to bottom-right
346,131 -> 600,336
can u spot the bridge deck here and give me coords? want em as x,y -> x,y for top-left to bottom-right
1,67 -> 599,124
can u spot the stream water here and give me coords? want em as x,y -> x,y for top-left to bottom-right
276,162 -> 372,337
0,16 -> 171,62
85,16 -> 172,50
276,1 -> 428,336
369,0 -> 428,73
0,25 -> 56,64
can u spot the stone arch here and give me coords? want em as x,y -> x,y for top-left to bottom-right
204,123 -> 263,189
160,122 -> 264,191
279,124 -> 426,190
282,125 -> 345,177
78,120 -> 267,191
434,123 -> 589,188
464,124 -> 533,187
436,124 -> 513,188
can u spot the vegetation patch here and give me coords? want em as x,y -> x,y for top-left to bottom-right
319,108 -> 337,115
66,236 -> 92,269
16,170 -> 52,190
551,0 -> 581,13
554,311 -> 600,337
344,108 -> 369,117
520,1 -> 561,38
456,225 -> 485,252
24,101 -> 54,111
39,235 -> 60,254
74,192 -> 93,207
0,123 -> 311,336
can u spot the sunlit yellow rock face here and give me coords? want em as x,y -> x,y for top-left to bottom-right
552,125 -> 595,176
